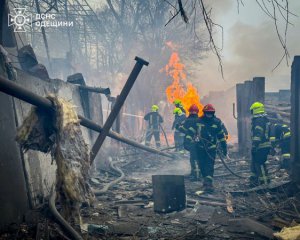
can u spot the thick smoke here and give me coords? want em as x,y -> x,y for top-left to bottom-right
192,1 -> 300,94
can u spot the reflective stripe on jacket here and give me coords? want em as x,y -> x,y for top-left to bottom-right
251,114 -> 271,150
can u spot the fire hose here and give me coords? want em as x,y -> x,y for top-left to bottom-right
200,136 -> 248,179
93,158 -> 125,195
160,124 -> 170,147
217,147 -> 248,179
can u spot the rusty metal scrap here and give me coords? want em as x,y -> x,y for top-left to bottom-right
90,56 -> 149,163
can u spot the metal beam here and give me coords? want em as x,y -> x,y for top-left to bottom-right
78,85 -> 110,95
90,57 -> 149,163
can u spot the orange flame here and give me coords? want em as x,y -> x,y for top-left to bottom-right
164,48 -> 203,116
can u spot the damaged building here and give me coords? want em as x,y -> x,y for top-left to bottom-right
1,0 -> 300,240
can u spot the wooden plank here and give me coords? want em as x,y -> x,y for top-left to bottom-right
228,218 -> 274,239
253,77 -> 265,103
244,80 -> 254,157
291,56 -> 300,184
236,83 -> 245,154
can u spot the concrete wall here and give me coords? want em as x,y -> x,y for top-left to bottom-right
13,70 -> 96,207
0,84 -> 29,229
0,47 -> 29,229
0,65 -> 103,230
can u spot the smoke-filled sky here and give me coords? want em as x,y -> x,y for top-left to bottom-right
90,0 -> 299,95
195,0 -> 300,94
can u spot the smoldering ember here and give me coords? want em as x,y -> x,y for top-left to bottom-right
1,0 -> 300,239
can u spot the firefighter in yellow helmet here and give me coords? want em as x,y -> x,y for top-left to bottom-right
172,108 -> 186,152
173,99 -> 186,114
144,105 -> 163,148
249,102 -> 272,187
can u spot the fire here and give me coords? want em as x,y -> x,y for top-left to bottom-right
164,48 -> 203,116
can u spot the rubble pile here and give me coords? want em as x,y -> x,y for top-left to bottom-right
79,146 -> 297,240
0,144 -> 298,239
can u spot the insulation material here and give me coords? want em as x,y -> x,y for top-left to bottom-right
274,225 -> 300,240
16,95 -> 94,225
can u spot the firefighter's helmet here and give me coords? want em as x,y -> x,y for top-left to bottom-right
151,105 -> 159,112
250,102 -> 265,115
173,107 -> 182,115
188,104 -> 199,114
173,99 -> 182,105
203,104 -> 215,113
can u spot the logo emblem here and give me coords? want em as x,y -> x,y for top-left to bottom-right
8,8 -> 32,32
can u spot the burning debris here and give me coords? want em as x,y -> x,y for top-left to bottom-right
16,95 -> 94,225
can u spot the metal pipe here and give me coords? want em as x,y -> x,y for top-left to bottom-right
78,85 -> 111,95
79,117 -> 174,158
90,57 -> 149,163
0,76 -> 173,159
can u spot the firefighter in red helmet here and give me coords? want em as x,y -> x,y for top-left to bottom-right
195,104 -> 228,192
178,104 -> 201,180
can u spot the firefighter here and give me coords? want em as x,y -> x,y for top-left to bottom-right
178,104 -> 200,180
270,123 -> 291,170
144,105 -> 163,148
172,108 -> 186,152
173,99 -> 186,114
249,102 -> 272,187
196,104 -> 227,192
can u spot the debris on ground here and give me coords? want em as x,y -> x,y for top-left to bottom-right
1,143 -> 298,239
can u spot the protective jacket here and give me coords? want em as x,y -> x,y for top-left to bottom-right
144,112 -> 163,130
250,113 -> 271,186
172,113 -> 186,151
178,113 -> 200,179
172,114 -> 186,130
144,111 -> 163,148
270,123 -> 291,168
270,123 -> 291,143
196,116 -> 227,153
178,114 -> 199,150
251,114 -> 271,151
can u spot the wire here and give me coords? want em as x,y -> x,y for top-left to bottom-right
159,124 -> 170,147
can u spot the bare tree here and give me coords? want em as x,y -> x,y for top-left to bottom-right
166,0 -> 295,76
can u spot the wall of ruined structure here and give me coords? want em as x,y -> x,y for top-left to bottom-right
0,59 -> 29,230
13,69 -> 104,206
0,67 -> 103,228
